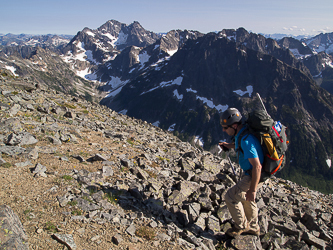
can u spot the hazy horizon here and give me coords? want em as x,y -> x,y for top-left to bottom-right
2,0 -> 332,37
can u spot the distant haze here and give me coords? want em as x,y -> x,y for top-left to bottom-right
1,0 -> 332,37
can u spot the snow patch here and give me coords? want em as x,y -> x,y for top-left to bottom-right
102,31 -> 129,49
196,96 -> 228,113
80,69 -> 97,81
289,49 -> 312,59
167,49 -> 178,56
107,76 -> 128,89
105,77 -> 130,98
62,43 -> 86,62
112,31 -> 128,48
26,39 -> 39,46
95,40 -> 109,52
85,50 -> 99,64
233,85 -> 253,97
76,68 -> 91,79
152,121 -> 160,127
324,57 -> 333,68
289,48 -> 301,58
105,87 -> 123,98
168,123 -> 176,132
5,66 -> 18,76
160,76 -> 183,87
326,159 -> 331,168
139,51 -> 150,68
194,136 -> 204,147
227,35 -> 236,41
119,110 -> 127,115
103,33 -> 116,40
152,58 -> 167,71
140,76 -> 183,95
173,89 -> 183,101
60,53 -> 73,63
61,41 -> 99,65
85,30 -> 95,37
186,88 -> 198,93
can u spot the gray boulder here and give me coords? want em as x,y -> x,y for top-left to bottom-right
7,132 -> 38,146
0,205 -> 29,250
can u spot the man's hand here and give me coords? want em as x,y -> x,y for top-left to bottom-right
218,142 -> 235,150
246,190 -> 256,201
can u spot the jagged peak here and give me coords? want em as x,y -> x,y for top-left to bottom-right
129,20 -> 142,27
82,27 -> 93,32
104,19 -> 123,26
97,19 -> 125,34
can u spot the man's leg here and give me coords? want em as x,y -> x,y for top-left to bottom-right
242,181 -> 264,233
241,199 -> 259,232
224,176 -> 252,231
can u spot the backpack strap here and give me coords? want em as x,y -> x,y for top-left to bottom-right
235,127 -> 250,155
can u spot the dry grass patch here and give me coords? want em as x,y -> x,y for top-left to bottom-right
135,226 -> 156,240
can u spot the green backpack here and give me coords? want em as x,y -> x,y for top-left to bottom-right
236,109 -> 289,182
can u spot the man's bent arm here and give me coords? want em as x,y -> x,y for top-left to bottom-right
246,157 -> 262,201
218,142 -> 235,150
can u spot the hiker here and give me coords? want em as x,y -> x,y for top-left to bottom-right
219,107 -> 264,237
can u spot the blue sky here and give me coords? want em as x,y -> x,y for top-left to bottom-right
2,0 -> 332,36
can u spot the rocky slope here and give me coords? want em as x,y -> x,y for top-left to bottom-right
2,21 -> 333,194
0,46 -> 105,102
1,75 -> 333,249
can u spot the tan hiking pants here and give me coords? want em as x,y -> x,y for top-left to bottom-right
224,175 -> 263,231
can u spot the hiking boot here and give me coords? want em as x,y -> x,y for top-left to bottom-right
226,226 -> 249,237
245,228 -> 261,236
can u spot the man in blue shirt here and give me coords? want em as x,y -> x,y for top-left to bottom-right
219,108 -> 264,237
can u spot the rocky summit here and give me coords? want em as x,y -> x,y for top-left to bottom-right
0,77 -> 333,250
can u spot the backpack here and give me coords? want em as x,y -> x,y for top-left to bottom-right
236,109 -> 289,182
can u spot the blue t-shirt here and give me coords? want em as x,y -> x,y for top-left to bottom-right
235,126 -> 264,172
